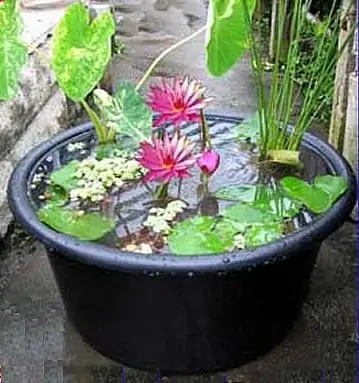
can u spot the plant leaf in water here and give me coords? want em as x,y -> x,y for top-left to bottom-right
51,2 -> 115,101
280,176 -> 332,214
38,204 -> 115,241
234,113 -> 260,143
314,175 -> 348,204
95,143 -> 130,160
168,216 -> 233,255
44,185 -> 69,206
0,0 -> 28,100
50,161 -> 79,191
223,202 -> 278,224
215,185 -> 257,202
94,83 -> 152,149
205,0 -> 256,77
244,222 -> 283,247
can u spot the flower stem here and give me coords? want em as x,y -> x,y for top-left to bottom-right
135,25 -> 206,91
155,183 -> 169,200
200,109 -> 211,150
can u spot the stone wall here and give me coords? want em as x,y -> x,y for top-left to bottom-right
0,7 -> 71,238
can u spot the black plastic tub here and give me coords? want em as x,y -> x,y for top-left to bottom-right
7,113 -> 357,374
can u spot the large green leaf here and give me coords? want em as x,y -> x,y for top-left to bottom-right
50,161 -> 79,191
280,176 -> 332,214
38,204 -> 115,241
205,0 -> 256,77
51,2 -> 115,101
168,216 -> 234,255
0,0 -> 28,100
222,202 -> 279,223
314,175 -> 348,204
93,83 -> 152,148
244,222 -> 283,247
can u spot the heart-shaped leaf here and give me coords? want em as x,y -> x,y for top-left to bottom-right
280,176 -> 333,214
50,161 -> 79,191
38,204 -> 115,241
222,202 -> 280,223
168,216 -> 234,255
205,0 -> 256,77
0,0 -> 28,100
51,2 -> 115,101
314,175 -> 348,204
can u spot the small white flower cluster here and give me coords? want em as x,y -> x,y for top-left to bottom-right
70,157 -> 142,202
67,142 -> 86,152
124,243 -> 153,254
143,200 -> 187,234
233,233 -> 245,249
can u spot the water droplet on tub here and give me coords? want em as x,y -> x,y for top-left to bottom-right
187,271 -> 194,277
222,257 -> 230,264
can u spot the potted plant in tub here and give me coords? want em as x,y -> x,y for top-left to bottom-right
4,0 -> 357,374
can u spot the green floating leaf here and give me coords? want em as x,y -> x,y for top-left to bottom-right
51,2 -> 115,101
280,176 -> 334,214
44,185 -> 69,206
222,201 -> 279,224
0,0 -> 28,100
205,0 -> 256,77
216,184 -> 301,219
244,222 -> 283,248
50,161 -> 79,191
93,83 -> 152,149
215,184 -> 256,202
38,204 -> 115,241
234,113 -> 260,143
314,175 -> 348,204
168,216 -> 233,255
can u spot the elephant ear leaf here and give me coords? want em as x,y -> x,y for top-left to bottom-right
205,0 -> 256,77
0,0 -> 28,100
51,1 -> 115,101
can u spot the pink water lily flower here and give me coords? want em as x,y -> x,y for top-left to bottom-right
197,149 -> 220,176
137,132 -> 197,182
147,76 -> 212,127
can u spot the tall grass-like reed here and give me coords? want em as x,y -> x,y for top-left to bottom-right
241,0 -> 356,165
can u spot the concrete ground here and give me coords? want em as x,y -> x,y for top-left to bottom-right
0,0 -> 357,382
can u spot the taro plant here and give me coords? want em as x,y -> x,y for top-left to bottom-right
0,0 -> 350,253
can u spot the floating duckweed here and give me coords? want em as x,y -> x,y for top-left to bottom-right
143,200 -> 187,234
69,156 -> 143,202
233,233 -> 245,249
67,142 -> 86,152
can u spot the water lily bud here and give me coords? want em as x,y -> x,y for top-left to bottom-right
197,149 -> 220,176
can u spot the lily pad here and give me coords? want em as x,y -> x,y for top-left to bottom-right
244,222 -> 283,247
51,2 -> 115,101
206,0 -> 256,76
0,0 -> 28,100
215,185 -> 257,202
44,185 -> 68,206
168,216 -> 234,255
38,204 -> 115,241
223,202 -> 277,224
50,161 -> 79,191
280,176 -> 332,214
314,175 -> 348,203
